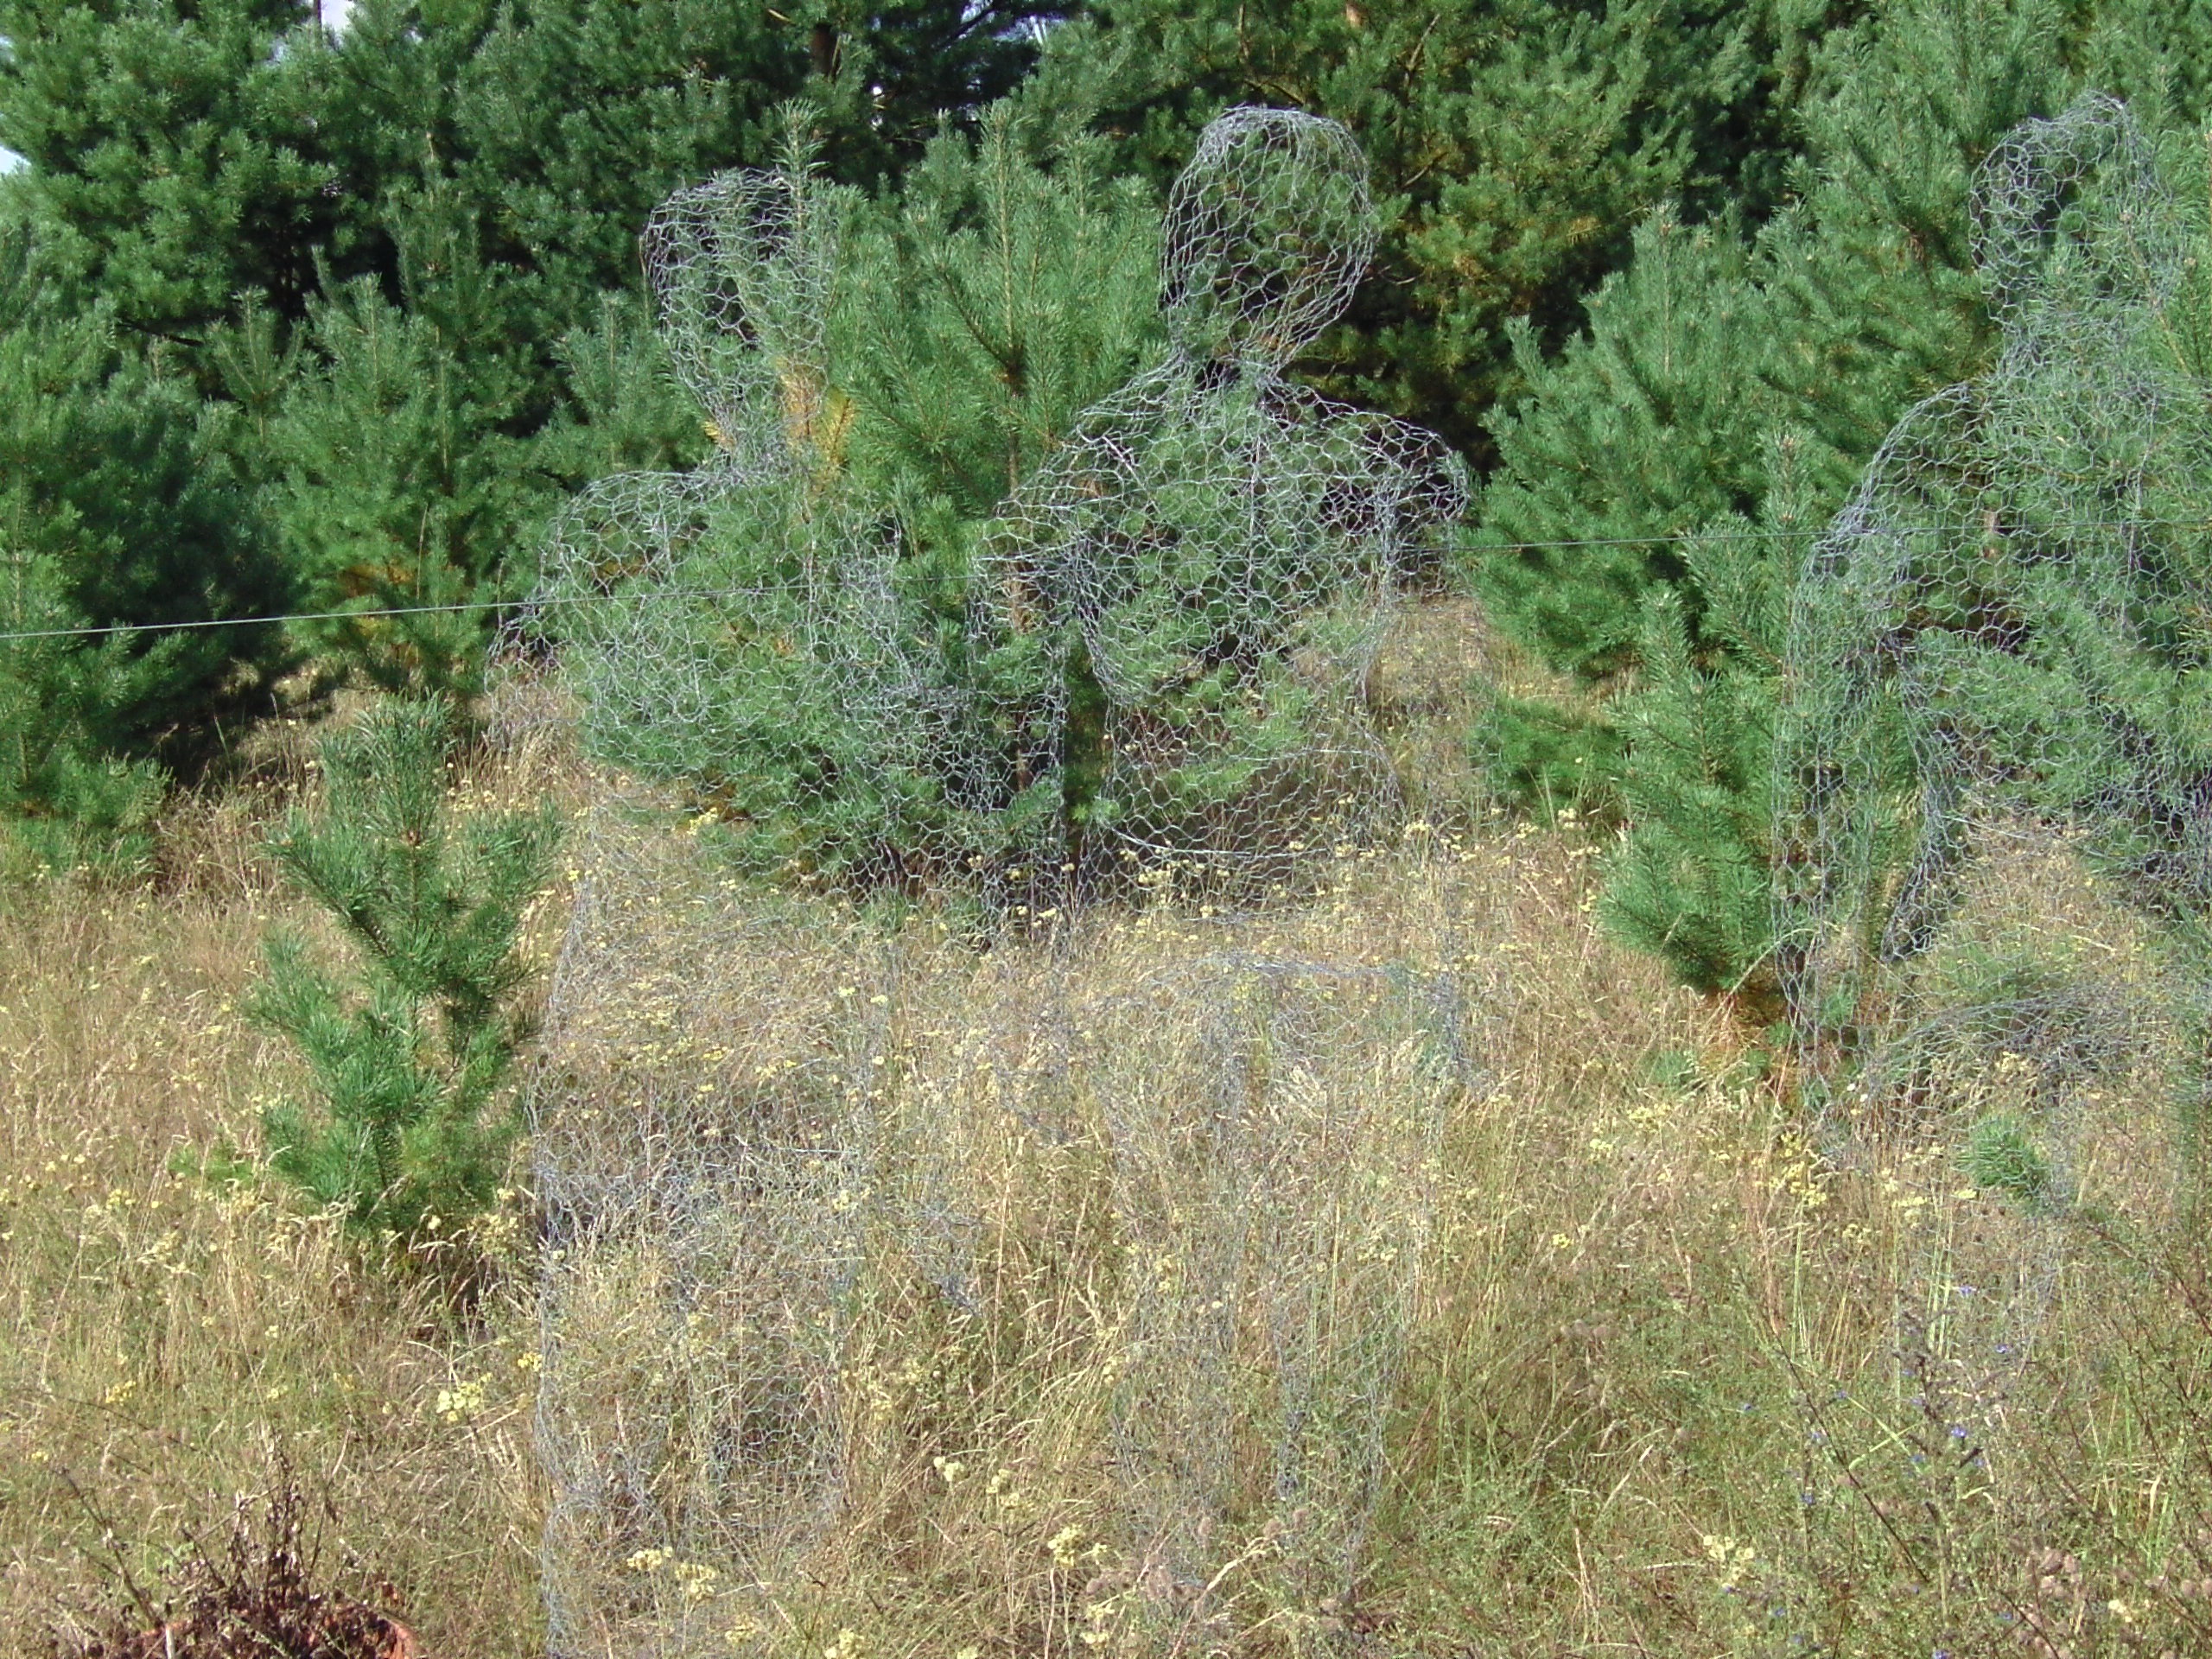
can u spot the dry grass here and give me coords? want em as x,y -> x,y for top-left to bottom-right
0,730 -> 569,1659
6,613 -> 2212,1656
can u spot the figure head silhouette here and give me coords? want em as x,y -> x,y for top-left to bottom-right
1160,107 -> 1378,369
643,161 -> 841,472
1969,92 -> 2179,340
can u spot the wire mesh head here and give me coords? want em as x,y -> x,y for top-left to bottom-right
1160,106 -> 1378,366
1970,92 -> 2183,337
643,162 -> 841,470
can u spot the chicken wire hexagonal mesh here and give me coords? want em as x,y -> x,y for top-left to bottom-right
974,106 -> 1468,915
645,161 -> 842,475
513,105 -> 1492,1659
1774,93 -> 2212,1389
525,806 -> 1497,1657
1077,953 -> 1473,1637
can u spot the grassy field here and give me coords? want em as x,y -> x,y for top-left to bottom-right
5,612 -> 2211,1656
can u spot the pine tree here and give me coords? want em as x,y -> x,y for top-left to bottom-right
254,698 -> 559,1255
530,290 -> 709,488
257,185 -> 545,702
1477,209 -> 1775,682
308,0 -> 808,357
798,0 -> 1074,169
0,542 -> 166,877
1595,438 -> 1808,1000
1471,0 -> 2212,995
0,0 -> 335,340
0,216 -> 293,783
841,98 -> 1162,518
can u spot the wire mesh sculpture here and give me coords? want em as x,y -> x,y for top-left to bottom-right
1773,92 -> 2212,1379
1080,953 -> 1474,1639
531,814 -> 880,1658
1777,92 -> 2211,1104
525,149 -> 982,894
523,153 -> 909,1659
956,112 -> 1478,1623
517,107 -> 1491,1657
974,107 -> 1470,912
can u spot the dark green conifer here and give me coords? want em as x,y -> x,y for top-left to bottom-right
254,699 -> 559,1255
0,216 -> 291,829
0,0 -> 334,339
1471,0 -> 2212,996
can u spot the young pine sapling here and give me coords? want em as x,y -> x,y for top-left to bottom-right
252,700 -> 560,1259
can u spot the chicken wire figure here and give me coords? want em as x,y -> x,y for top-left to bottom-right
525,147 -> 969,893
518,106 -> 1487,1657
531,815 -> 887,1659
1775,94 -> 2212,1377
523,152 -> 916,1659
646,164 -> 838,474
974,107 -> 1469,912
1078,954 -> 1477,1642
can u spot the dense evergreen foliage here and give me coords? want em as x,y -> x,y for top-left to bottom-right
6,0 -> 2212,1020
0,0 -> 1065,724
0,211 -> 290,867
1470,0 -> 2212,995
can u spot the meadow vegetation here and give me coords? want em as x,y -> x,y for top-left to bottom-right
3,607 -> 2209,1656
9,2 -> 2212,1651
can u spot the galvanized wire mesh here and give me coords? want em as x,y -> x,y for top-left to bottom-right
527,814 -> 1494,1656
517,106 -> 1487,1657
974,106 -> 1469,912
644,165 -> 841,476
1774,93 -> 2212,1392
1079,953 -> 1474,1637
531,809 -> 873,1657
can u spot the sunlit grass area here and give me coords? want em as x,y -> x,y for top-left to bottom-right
4,607 -> 2210,1657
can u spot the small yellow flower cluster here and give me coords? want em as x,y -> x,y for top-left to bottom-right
622,1546 -> 720,1599
435,1374 -> 489,1423
1047,1524 -> 1087,1569
1700,1532 -> 1758,1594
671,1560 -> 721,1603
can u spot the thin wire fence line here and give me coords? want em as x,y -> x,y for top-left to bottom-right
0,581 -> 743,645
10,513 -> 2212,647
